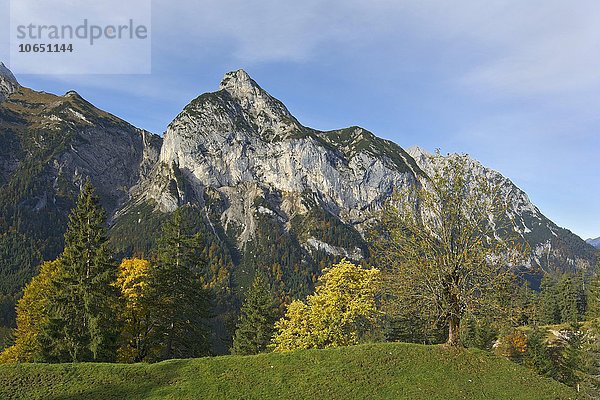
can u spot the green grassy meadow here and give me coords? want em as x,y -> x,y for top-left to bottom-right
0,342 -> 577,400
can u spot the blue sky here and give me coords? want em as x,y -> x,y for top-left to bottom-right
1,0 -> 599,239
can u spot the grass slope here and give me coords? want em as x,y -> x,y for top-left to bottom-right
0,343 -> 576,400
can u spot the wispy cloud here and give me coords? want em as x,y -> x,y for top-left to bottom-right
152,0 -> 600,98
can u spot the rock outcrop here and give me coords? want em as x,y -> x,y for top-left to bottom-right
0,62 -> 19,102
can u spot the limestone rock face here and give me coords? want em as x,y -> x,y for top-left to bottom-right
0,80 -> 162,257
2,64 -> 591,273
128,70 -> 594,273
407,146 -> 597,272
140,70 -> 418,255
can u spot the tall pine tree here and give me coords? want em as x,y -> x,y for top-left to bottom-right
231,273 -> 278,355
147,207 -> 211,360
40,179 -> 119,362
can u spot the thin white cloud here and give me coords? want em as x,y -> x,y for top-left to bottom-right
152,0 -> 400,63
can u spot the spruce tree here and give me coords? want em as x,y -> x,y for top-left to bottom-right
147,207 -> 211,360
231,274 -> 278,355
40,179 -> 119,362
539,275 -> 560,325
558,275 -> 580,323
587,272 -> 600,320
524,327 -> 554,377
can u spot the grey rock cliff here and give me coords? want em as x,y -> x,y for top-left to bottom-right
0,80 -> 162,257
407,146 -> 597,272
124,70 -> 594,273
0,63 -> 19,102
136,70 -> 418,252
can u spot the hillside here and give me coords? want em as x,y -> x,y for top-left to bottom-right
0,343 -> 576,400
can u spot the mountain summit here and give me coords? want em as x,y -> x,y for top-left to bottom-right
586,237 -> 600,248
219,69 -> 259,94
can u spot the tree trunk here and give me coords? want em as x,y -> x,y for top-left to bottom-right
446,317 -> 461,347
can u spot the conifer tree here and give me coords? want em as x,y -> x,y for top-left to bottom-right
558,275 -> 581,323
524,327 -> 554,377
539,275 -> 560,325
147,207 -> 211,360
587,272 -> 600,320
231,273 -> 278,355
40,179 -> 119,362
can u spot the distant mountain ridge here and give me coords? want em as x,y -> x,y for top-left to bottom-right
586,237 -> 600,248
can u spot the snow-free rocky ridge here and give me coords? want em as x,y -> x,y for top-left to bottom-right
119,69 -> 596,279
586,237 -> 600,248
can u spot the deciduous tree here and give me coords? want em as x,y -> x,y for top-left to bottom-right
115,257 -> 153,362
273,260 -> 380,352
372,153 -> 522,347
0,260 -> 60,363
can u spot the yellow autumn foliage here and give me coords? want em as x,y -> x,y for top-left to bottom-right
273,260 -> 381,352
0,260 -> 61,363
114,257 -> 152,362
116,258 -> 151,309
495,329 -> 528,359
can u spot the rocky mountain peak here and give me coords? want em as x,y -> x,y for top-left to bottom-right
219,69 -> 258,94
406,145 -> 433,167
0,62 -> 18,84
64,90 -> 82,98
0,62 -> 19,102
406,145 -> 432,158
217,69 -> 301,134
160,70 -> 304,168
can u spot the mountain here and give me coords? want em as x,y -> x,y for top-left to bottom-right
0,65 -> 596,336
116,70 -> 595,282
115,70 -> 437,300
407,146 -> 598,273
586,237 -> 600,248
